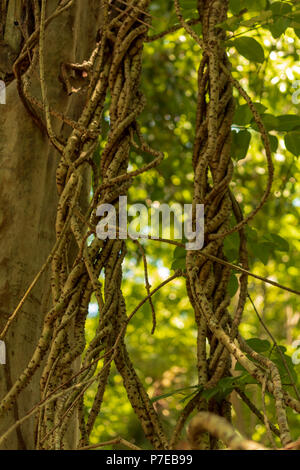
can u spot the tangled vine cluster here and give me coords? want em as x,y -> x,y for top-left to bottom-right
0,0 -> 299,450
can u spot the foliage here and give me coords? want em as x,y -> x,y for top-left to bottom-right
84,0 -> 300,449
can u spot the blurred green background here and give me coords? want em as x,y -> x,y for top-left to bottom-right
86,0 -> 300,448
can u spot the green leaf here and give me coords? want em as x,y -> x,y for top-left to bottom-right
255,242 -> 273,264
181,1 -> 197,11
224,231 -> 239,262
229,0 -> 244,15
261,114 -> 280,131
268,2 -> 292,38
290,9 -> 300,25
251,114 -> 280,132
230,0 -> 266,13
218,377 -> 237,392
233,103 -> 267,126
231,130 -> 251,160
227,273 -> 239,298
245,226 -> 258,242
246,0 -> 267,11
179,389 -> 199,403
201,375 -> 258,402
269,134 -> 278,152
191,22 -> 202,36
275,345 -> 287,354
270,2 -> 292,16
201,388 -> 219,401
270,352 -> 298,385
246,338 -> 271,353
237,373 -> 259,385
232,37 -> 265,63
172,245 -> 187,271
268,1 -> 293,37
202,377 -> 236,401
151,385 -> 198,403
277,115 -> 300,132
173,246 -> 186,259
218,17 -> 242,32
284,131 -> 300,156
270,234 -> 289,252
269,17 -> 291,38
240,11 -> 273,28
171,258 -> 186,271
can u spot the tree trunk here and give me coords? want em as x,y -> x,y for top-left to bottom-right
0,0 -> 101,450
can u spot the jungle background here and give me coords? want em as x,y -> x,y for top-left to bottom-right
0,0 -> 300,451
82,0 -> 300,449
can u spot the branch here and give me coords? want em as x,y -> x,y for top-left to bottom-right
188,412 -> 267,450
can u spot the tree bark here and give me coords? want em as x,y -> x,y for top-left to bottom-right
0,0 -> 102,450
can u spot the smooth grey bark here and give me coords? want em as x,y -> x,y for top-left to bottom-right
0,0 -> 101,449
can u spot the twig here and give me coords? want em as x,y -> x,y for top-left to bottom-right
235,387 -> 281,438
262,372 -> 278,448
79,436 -> 141,450
146,18 -> 201,43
